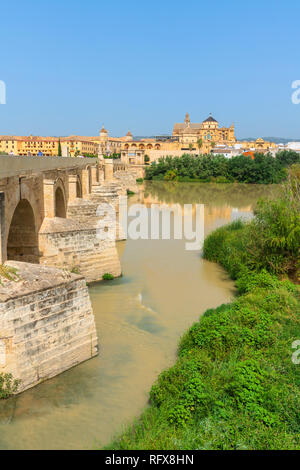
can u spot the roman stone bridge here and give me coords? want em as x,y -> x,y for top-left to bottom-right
0,155 -> 143,281
0,155 -> 144,393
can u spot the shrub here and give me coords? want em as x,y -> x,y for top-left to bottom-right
71,266 -> 80,275
0,264 -> 19,286
0,373 -> 20,399
247,180 -> 300,278
164,170 -> 178,181
102,273 -> 114,281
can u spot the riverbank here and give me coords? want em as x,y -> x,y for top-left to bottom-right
106,177 -> 300,450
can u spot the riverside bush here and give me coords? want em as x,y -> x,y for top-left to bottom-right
102,273 -> 114,280
105,180 -> 300,451
203,174 -> 300,281
0,373 -> 20,399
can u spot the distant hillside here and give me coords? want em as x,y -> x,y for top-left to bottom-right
239,137 -> 300,144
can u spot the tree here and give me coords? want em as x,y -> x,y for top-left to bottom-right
276,150 -> 300,167
58,139 -> 62,156
197,138 -> 203,155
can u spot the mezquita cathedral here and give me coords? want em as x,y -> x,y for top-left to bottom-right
173,112 -> 236,147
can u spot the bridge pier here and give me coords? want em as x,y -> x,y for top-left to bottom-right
0,261 -> 98,393
68,175 -> 79,202
38,214 -> 121,282
104,159 -> 114,181
43,179 -> 56,218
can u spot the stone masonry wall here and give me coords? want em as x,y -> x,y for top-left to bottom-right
0,261 -> 98,393
67,188 -> 126,242
38,217 -> 121,282
113,168 -> 144,193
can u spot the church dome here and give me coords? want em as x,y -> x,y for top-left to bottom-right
203,115 -> 218,123
100,126 -> 108,134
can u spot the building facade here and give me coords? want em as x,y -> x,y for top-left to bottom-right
173,113 -> 236,153
0,135 -> 59,156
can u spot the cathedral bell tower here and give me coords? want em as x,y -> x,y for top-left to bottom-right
185,112 -> 190,126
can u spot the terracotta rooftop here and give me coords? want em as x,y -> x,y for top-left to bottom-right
0,135 -> 59,142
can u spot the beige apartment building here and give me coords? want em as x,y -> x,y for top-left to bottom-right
0,135 -> 99,156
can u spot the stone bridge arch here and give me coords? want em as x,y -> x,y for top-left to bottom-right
43,176 -> 67,218
55,186 -> 66,218
54,177 -> 67,218
7,198 -> 39,263
76,176 -> 83,197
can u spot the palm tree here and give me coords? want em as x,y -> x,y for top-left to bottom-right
197,138 -> 203,155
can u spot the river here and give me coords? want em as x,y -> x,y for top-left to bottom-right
0,182 -> 278,449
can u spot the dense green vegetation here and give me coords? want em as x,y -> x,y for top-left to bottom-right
102,273 -> 115,281
0,373 -> 20,399
145,151 -> 300,184
106,173 -> 300,450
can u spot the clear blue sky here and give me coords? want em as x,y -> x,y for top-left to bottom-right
0,0 -> 299,138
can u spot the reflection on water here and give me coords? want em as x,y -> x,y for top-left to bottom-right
0,183 -> 277,449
